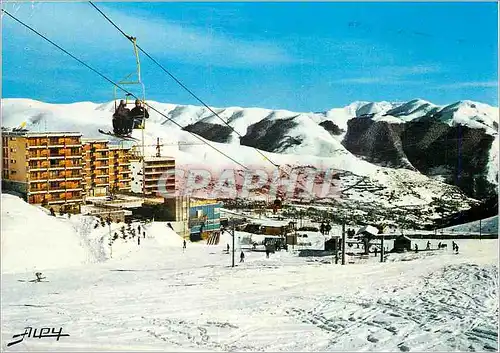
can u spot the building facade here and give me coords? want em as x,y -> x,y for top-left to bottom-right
189,199 -> 222,241
108,145 -> 132,193
130,156 -> 175,196
2,131 -> 84,211
163,195 -> 190,239
82,139 -> 110,197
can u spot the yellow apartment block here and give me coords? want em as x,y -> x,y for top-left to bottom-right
1,131 -> 84,211
81,139 -> 110,197
109,145 -> 132,193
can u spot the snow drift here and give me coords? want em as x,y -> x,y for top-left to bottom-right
1,194 -> 95,274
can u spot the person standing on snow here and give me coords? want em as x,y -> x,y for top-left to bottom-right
183,239 -> 187,251
226,244 -> 230,253
240,251 -> 245,263
320,223 -> 326,235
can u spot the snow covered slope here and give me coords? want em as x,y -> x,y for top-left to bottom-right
0,194 -> 194,274
1,233 -> 497,351
1,194 -> 94,273
440,215 -> 498,234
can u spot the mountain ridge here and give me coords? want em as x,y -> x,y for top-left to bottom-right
1,98 -> 497,220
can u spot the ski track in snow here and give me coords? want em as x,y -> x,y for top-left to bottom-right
2,238 -> 498,352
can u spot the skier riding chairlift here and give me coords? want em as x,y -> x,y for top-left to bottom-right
129,99 -> 149,129
112,100 -> 131,135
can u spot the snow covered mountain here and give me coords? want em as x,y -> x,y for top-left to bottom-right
342,99 -> 499,199
2,98 -> 495,227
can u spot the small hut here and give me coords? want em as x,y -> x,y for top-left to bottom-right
356,225 -> 379,238
391,235 -> 412,253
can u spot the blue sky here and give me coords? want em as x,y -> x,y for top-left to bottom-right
2,2 -> 498,111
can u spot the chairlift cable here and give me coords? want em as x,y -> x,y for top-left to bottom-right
1,9 -> 250,171
88,1 -> 280,170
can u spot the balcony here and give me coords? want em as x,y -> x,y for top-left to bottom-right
145,162 -> 175,168
27,145 -> 48,150
29,188 -> 49,194
48,177 -> 66,182
48,140 -> 65,147
29,173 -> 48,181
48,198 -> 83,204
65,187 -> 84,192
29,153 -> 49,160
144,170 -> 166,176
29,165 -> 50,171
27,139 -> 48,147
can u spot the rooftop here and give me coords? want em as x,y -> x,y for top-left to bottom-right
144,156 -> 175,162
81,138 -> 109,143
250,219 -> 293,227
109,145 -> 131,150
3,130 -> 81,137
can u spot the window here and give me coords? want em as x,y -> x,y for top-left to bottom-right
10,148 -> 16,153
10,159 -> 15,163
10,170 -> 17,175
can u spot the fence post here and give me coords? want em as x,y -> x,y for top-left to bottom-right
341,223 -> 346,265
380,234 -> 384,263
231,219 -> 235,268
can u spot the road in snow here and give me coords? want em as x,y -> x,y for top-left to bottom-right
2,236 -> 498,352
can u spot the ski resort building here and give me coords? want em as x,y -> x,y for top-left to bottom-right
82,139 -> 110,197
108,145 -> 132,193
163,195 -> 190,239
130,156 -> 175,196
1,131 -> 84,211
188,199 -> 222,242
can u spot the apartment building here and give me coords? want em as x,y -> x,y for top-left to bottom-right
81,139 -> 110,197
2,131 -> 84,211
109,145 -> 132,193
130,156 -> 175,196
